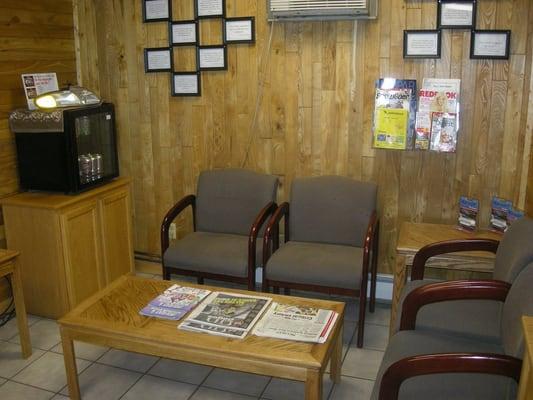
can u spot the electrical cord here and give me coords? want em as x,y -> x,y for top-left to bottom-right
0,276 -> 16,328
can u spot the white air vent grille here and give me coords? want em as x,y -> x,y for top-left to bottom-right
268,0 -> 377,21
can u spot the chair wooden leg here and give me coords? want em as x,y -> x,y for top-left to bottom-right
356,291 -> 366,348
369,224 -> 380,313
197,277 -> 204,284
162,267 -> 170,281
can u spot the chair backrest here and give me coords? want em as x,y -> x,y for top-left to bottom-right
289,175 -> 377,247
493,217 -> 533,283
195,169 -> 278,236
501,261 -> 533,358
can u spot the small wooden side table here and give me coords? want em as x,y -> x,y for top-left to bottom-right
519,316 -> 533,400
390,222 -> 501,334
0,249 -> 32,358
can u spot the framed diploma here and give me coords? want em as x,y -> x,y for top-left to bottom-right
470,30 -> 511,59
437,0 -> 476,29
144,47 -> 173,72
403,30 -> 442,59
142,0 -> 170,23
197,45 -> 227,70
170,21 -> 198,46
195,0 -> 225,19
172,72 -> 201,96
224,17 -> 255,44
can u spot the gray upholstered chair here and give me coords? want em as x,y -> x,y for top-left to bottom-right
262,175 -> 379,348
161,169 -> 278,290
392,217 -> 533,343
371,260 -> 533,400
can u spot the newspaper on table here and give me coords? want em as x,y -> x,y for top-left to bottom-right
139,284 -> 211,320
252,302 -> 338,344
179,292 -> 271,339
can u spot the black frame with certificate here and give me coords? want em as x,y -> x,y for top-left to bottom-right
195,0 -> 226,19
437,0 -> 476,29
197,45 -> 227,71
142,0 -> 171,23
403,30 -> 442,59
171,72 -> 201,97
169,20 -> 199,46
144,47 -> 173,72
224,17 -> 255,44
470,30 -> 511,60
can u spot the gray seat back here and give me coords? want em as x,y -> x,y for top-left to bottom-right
493,217 -> 533,283
289,176 -> 377,247
195,169 -> 278,236
501,261 -> 533,358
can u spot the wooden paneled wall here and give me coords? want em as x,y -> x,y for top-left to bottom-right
74,0 -> 533,274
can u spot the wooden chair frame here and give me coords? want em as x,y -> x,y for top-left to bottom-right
161,194 -> 277,290
261,202 -> 380,348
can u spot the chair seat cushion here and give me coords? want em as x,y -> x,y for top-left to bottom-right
370,330 -> 514,400
163,231 -> 263,277
392,280 -> 502,343
265,241 -> 364,290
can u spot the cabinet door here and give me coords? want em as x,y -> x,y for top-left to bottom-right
60,201 -> 104,307
99,188 -> 134,283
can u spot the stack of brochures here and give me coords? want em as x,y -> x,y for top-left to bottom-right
179,292 -> 272,339
252,302 -> 338,344
139,284 -> 211,320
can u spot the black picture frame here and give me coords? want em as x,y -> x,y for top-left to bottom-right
171,72 -> 201,97
144,47 -> 173,72
223,17 -> 255,44
169,20 -> 199,46
195,0 -> 226,19
403,30 -> 442,59
197,45 -> 227,71
437,0 -> 477,29
142,0 -> 171,23
470,30 -> 511,60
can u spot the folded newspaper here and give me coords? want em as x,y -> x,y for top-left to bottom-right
252,302 -> 338,344
139,284 -> 211,320
179,292 -> 272,339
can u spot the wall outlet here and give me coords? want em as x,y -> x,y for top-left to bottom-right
169,222 -> 177,240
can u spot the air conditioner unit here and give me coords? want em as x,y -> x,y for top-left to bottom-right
268,0 -> 378,21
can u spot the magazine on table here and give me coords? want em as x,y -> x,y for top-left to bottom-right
490,197 -> 512,233
139,284 -> 211,320
458,196 -> 479,231
179,292 -> 272,339
252,302 -> 338,344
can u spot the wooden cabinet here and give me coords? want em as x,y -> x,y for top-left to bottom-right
1,178 -> 134,319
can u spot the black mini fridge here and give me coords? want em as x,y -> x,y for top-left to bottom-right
9,103 -> 119,194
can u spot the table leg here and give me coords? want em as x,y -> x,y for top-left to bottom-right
305,369 -> 322,400
518,346 -> 531,400
329,322 -> 342,383
390,254 -> 407,337
10,261 -> 32,358
60,327 -> 81,400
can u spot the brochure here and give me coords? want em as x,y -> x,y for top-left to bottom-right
179,292 -> 272,339
252,302 -> 338,344
458,196 -> 479,231
373,108 -> 409,149
490,197 -> 512,233
21,73 -> 59,110
429,112 -> 457,152
507,207 -> 525,229
139,284 -> 211,320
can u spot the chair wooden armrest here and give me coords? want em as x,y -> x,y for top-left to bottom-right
248,202 -> 277,272
399,279 -> 511,331
378,352 -> 522,400
160,194 -> 196,254
262,202 -> 290,267
411,238 -> 500,280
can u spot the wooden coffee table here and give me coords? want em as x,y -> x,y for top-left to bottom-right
58,275 -> 344,400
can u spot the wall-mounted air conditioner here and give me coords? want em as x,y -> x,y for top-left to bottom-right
268,0 -> 378,21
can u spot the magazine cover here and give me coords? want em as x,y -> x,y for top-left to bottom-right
373,108 -> 409,149
507,207 -> 524,229
490,197 -> 512,233
458,196 -> 479,231
418,90 -> 458,113
415,113 -> 431,150
429,112 -> 457,152
422,78 -> 461,95
139,284 -> 211,320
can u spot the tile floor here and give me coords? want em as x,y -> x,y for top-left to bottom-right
0,272 -> 390,400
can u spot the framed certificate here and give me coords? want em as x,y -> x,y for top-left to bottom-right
144,47 -> 173,72
437,0 -> 476,29
170,21 -> 198,46
224,17 -> 255,44
142,0 -> 170,23
195,0 -> 225,19
197,45 -> 227,70
403,30 -> 442,59
470,30 -> 511,59
172,72 -> 201,96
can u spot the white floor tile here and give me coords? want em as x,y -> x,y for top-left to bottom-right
0,315 -> 40,341
342,346 -> 384,380
329,376 -> 374,400
203,368 -> 270,397
0,380 -> 54,400
10,319 -> 60,350
148,358 -> 212,385
0,377 -> 5,385
0,342 -> 45,379
190,386 -> 256,400
12,351 -> 91,392
261,376 -> 334,400
50,395 -> 69,399
365,304 -> 391,327
97,348 -> 159,372
362,324 -> 389,351
50,340 -> 108,361
122,374 -> 196,400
